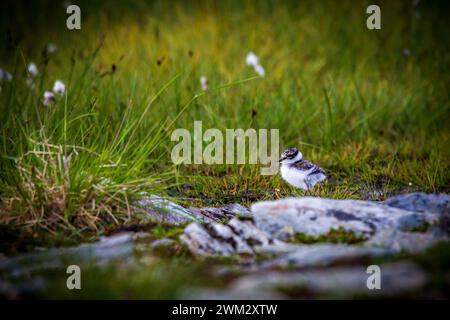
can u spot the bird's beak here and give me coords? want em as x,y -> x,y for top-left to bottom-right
279,156 -> 286,163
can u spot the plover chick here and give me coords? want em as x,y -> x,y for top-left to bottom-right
279,147 -> 327,192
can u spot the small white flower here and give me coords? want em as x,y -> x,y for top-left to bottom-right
53,80 -> 65,96
246,52 -> 259,67
46,43 -> 57,54
0,68 -> 12,82
200,75 -> 208,91
254,64 -> 265,77
28,62 -> 39,77
43,91 -> 55,106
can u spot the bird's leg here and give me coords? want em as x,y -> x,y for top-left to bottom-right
304,181 -> 311,197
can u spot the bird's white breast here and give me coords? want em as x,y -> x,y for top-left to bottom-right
280,165 -> 310,190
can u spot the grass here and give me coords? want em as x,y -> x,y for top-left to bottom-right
0,0 -> 449,237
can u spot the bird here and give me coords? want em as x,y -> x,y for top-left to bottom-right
279,147 -> 327,193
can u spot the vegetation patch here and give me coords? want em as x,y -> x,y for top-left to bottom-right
292,228 -> 367,245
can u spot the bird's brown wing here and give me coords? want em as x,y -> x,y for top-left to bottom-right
291,160 -> 326,175
309,165 -> 326,176
290,160 -> 315,171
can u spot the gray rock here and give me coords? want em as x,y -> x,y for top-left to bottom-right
150,238 -> 176,249
184,287 -> 285,300
134,195 -> 201,225
187,204 -> 252,223
221,203 -> 253,218
0,277 -> 45,299
259,244 -> 390,269
180,218 -> 281,257
396,213 -> 428,232
194,262 -> 427,299
135,194 -> 251,225
384,192 -> 450,215
365,229 -> 449,253
180,223 -> 238,256
0,233 -> 134,276
186,207 -> 228,223
251,196 -> 438,239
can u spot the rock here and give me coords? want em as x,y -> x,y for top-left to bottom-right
365,229 -> 449,253
259,244 -> 390,269
180,218 -> 282,257
150,238 -> 176,249
181,223 -> 238,257
385,193 -> 450,234
184,287 -> 285,300
186,207 -> 229,223
135,194 -> 251,225
134,195 -> 200,225
222,203 -> 253,219
0,277 -> 45,299
384,192 -> 450,215
0,233 -> 134,277
187,204 -> 252,223
145,238 -> 180,257
237,262 -> 426,296
0,233 -> 136,297
187,262 -> 426,299
251,196 -> 438,239
438,212 -> 450,234
396,213 -> 429,232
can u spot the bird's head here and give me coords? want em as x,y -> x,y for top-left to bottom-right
279,147 -> 302,164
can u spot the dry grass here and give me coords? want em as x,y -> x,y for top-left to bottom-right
0,136 -> 143,233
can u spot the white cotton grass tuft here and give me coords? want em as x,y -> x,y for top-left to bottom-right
41,80 -> 66,105
27,62 -> 39,77
200,75 -> 208,91
26,62 -> 38,90
43,91 -> 55,106
0,68 -> 13,82
53,80 -> 66,96
246,52 -> 265,77
254,64 -> 265,77
246,52 -> 259,67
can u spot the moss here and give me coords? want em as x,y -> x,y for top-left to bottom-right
150,224 -> 185,239
292,227 -> 367,245
409,222 -> 430,233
